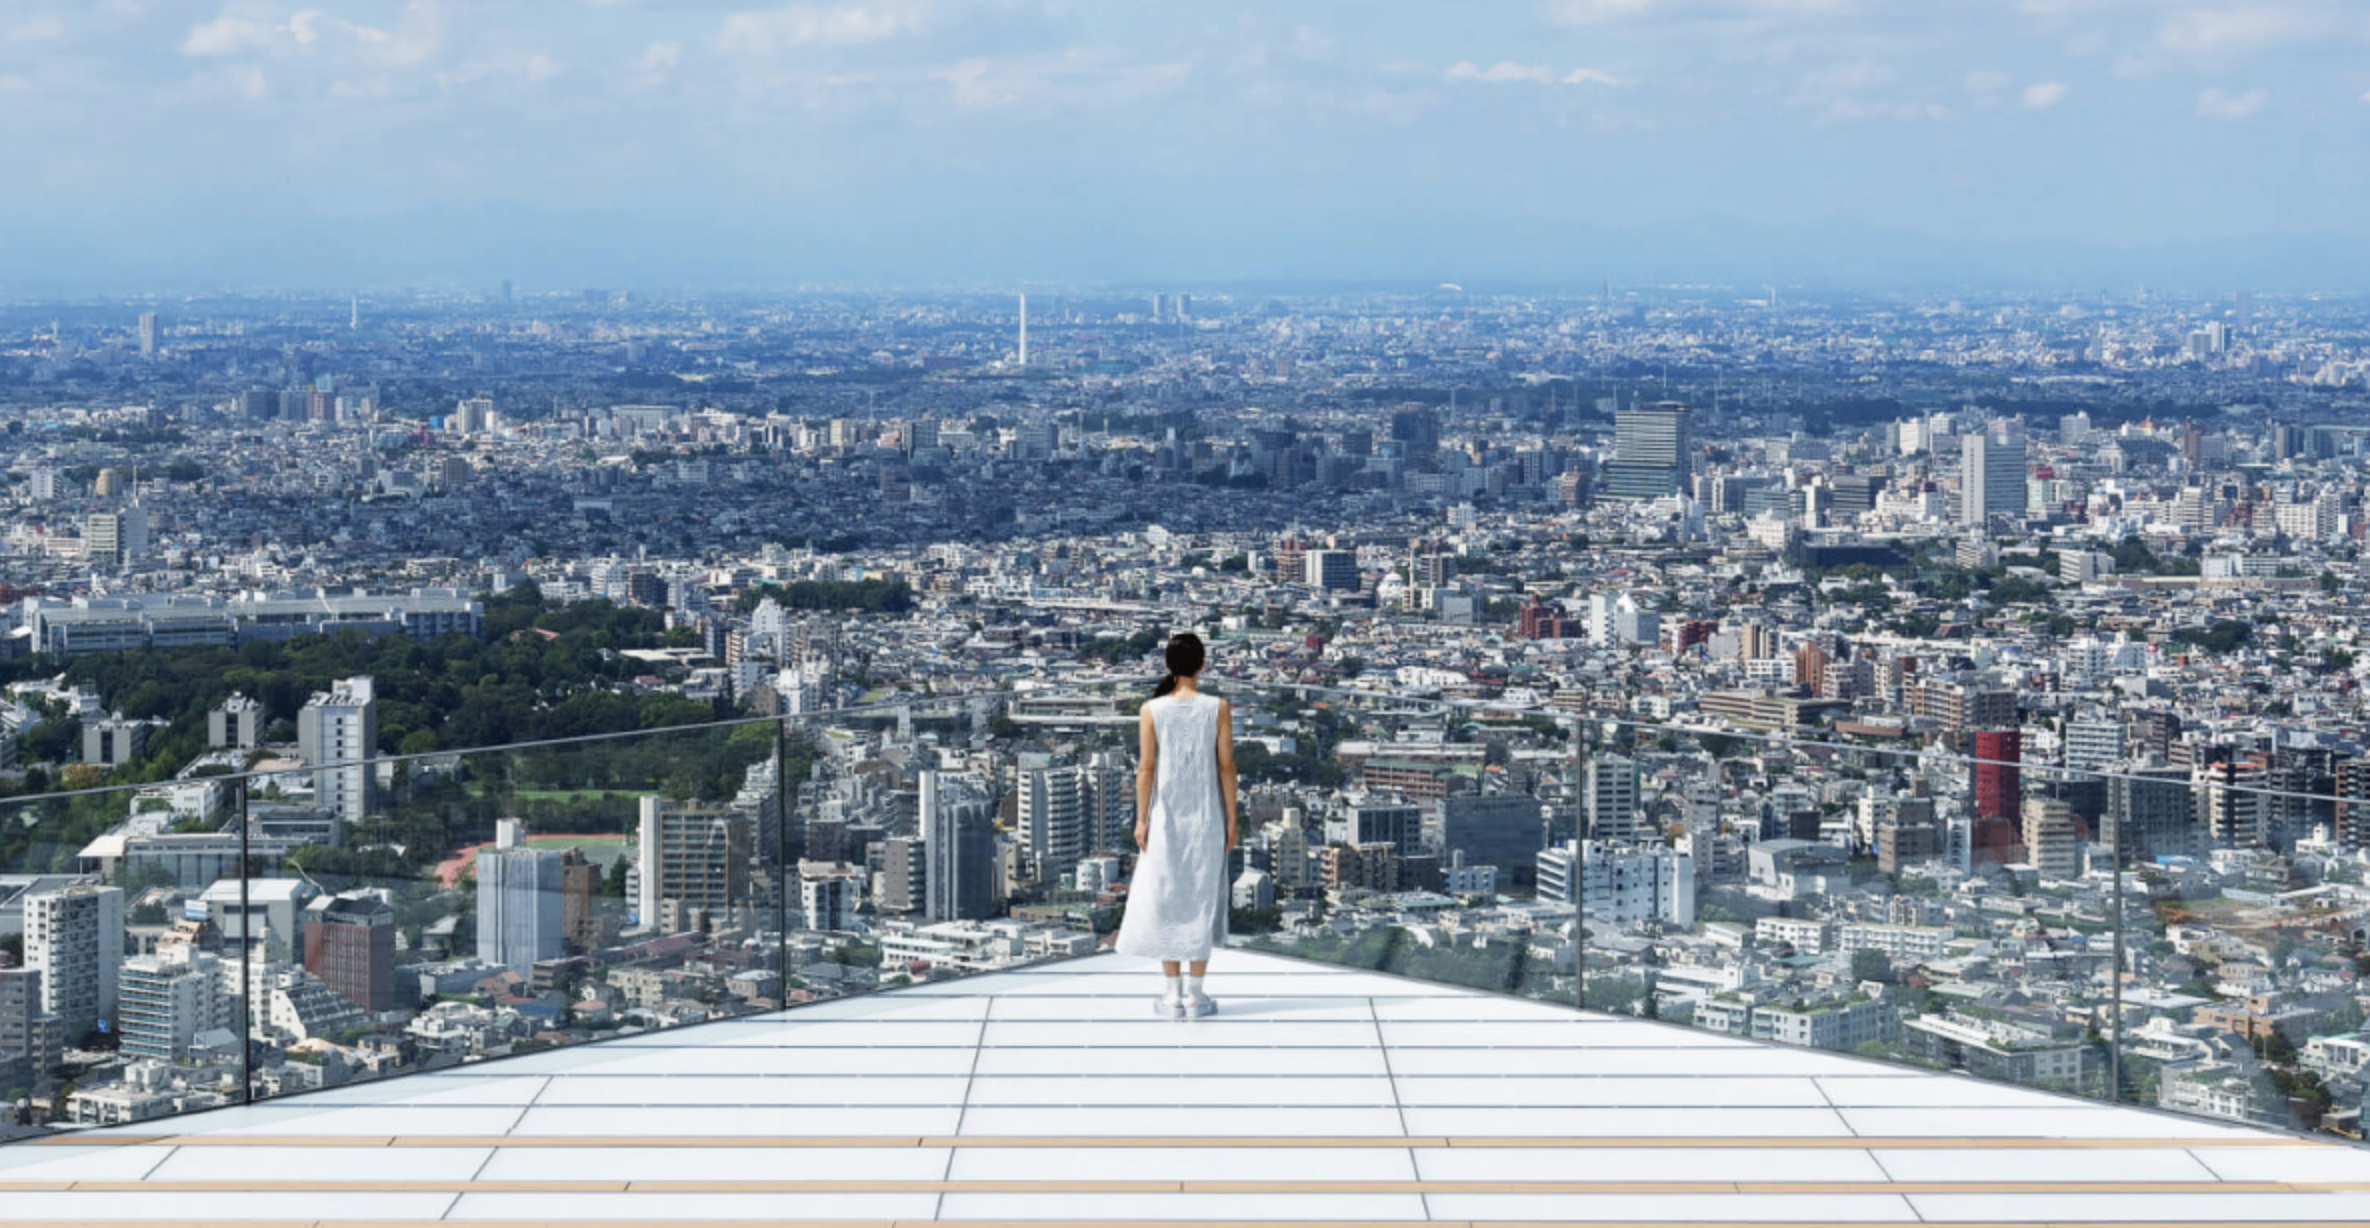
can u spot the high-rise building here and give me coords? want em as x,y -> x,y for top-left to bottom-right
136,312 -> 158,357
1960,428 -> 2027,527
558,849 -> 609,953
921,770 -> 994,922
0,967 -> 61,1085
1390,405 -> 1441,470
24,885 -> 125,1041
798,861 -> 862,932
2021,797 -> 2081,880
84,505 -> 149,569
1304,550 -> 1359,591
304,894 -> 397,1013
1582,754 -> 1640,844
2193,756 -> 2267,849
2337,758 -> 2370,851
298,677 -> 378,823
1016,765 -> 1091,885
1972,730 -> 2022,822
636,797 -> 754,934
209,694 -> 264,750
1876,795 -> 1940,876
117,946 -> 231,1061
477,822 -> 565,974
1602,402 -> 1692,500
1338,803 -> 1423,858
1440,795 -> 1547,876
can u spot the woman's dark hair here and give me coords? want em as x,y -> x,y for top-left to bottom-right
1153,632 -> 1206,698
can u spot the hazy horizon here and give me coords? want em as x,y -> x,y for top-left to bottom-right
4,1 -> 2368,292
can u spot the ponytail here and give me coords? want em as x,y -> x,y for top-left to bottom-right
1153,673 -> 1180,698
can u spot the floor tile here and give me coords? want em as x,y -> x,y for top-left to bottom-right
1839,1106 -> 2267,1139
478,1145 -> 950,1182
0,1191 -> 456,1221
985,995 -> 1376,1021
556,1045 -> 978,1076
972,1045 -> 1388,1076
1868,1146 -> 2224,1183
1372,995 -> 1614,1021
532,1075 -> 972,1106
982,1020 -> 1381,1048
1415,1145 -> 1889,1183
507,1104 -> 960,1136
204,1105 -> 527,1136
0,1146 -> 174,1181
945,1144 -> 1419,1182
956,1105 -> 1407,1136
1400,1106 -> 1851,1137
601,1019 -> 986,1047
145,1145 -> 493,1182
1381,1020 -> 1752,1048
1426,1192 -> 1917,1221
299,1075 -> 551,1107
1906,1191 -> 2370,1222
966,1075 -> 1397,1107
1383,1046 -> 1880,1076
1815,1075 -> 2091,1108
446,1191 -> 937,1220
1392,1075 -> 1828,1108
936,1191 -> 1428,1220
2186,1145 -> 2370,1182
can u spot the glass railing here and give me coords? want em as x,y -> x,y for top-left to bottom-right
3,672 -> 2365,1148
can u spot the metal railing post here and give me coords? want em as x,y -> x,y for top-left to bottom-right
237,777 -> 253,1104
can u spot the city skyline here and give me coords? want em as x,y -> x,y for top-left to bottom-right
3,2 -> 2370,289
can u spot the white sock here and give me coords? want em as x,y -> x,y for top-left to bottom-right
1164,975 -> 1183,1001
1186,974 -> 1205,999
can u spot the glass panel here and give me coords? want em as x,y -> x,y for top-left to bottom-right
4,774 -> 249,1136
242,721 -> 781,1102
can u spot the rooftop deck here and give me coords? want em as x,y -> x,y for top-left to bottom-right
5,949 -> 2368,1226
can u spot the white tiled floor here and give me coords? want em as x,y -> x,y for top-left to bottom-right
16,947 -> 2370,1226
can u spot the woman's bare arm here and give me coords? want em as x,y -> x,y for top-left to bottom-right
1215,699 -> 1240,852
1133,704 -> 1158,852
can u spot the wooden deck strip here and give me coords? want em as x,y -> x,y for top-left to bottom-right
36,1131 -> 2325,1149
3,1177 -> 2361,1195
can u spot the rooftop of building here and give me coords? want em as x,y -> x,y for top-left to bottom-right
4,948 -> 2367,1225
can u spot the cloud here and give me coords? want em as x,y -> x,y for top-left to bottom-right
1445,60 -> 1629,87
180,11 -> 280,57
2196,85 -> 2267,118
2022,81 -> 2067,109
1964,70 -> 2008,94
1288,25 -> 1335,62
6,16 -> 65,43
717,3 -> 926,56
0,73 -> 29,94
2159,6 -> 2329,56
1538,0 -> 1851,28
933,49 -> 1191,111
439,50 -> 564,90
638,41 -> 680,71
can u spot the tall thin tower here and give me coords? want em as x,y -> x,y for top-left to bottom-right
1018,293 -> 1029,366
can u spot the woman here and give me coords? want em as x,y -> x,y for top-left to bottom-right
1113,632 -> 1240,1018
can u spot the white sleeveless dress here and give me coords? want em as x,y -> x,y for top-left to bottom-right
1114,692 -> 1230,962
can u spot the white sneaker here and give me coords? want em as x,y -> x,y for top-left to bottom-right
1155,993 -> 1185,1019
1183,993 -> 1217,1019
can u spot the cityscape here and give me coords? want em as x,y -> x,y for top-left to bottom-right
8,1 -> 2370,1223
2,283 -> 2369,1146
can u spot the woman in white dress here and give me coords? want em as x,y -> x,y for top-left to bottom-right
1113,633 -> 1239,1018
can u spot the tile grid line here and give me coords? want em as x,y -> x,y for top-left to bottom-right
1811,1077 -> 1861,1139
1364,995 -> 1431,1224
936,993 -> 994,1221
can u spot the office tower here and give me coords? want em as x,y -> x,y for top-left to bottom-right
117,946 -> 231,1061
907,417 -> 940,456
1582,755 -> 1640,844
1304,549 -> 1359,591
2064,718 -> 2123,777
2337,759 -> 2370,851
880,838 -> 924,915
1017,765 -> 1090,885
798,862 -> 861,932
1081,753 -> 1132,852
558,849 -> 608,952
24,885 -> 125,1040
453,396 -> 493,435
209,694 -> 264,750
477,824 -> 565,974
2193,756 -> 2267,848
298,677 -> 378,823
922,770 -> 995,922
1441,795 -> 1547,875
1602,402 -> 1692,499
136,312 -> 157,357
1959,428 -> 2027,527
1017,293 -> 1028,365
1390,405 -> 1441,469
2021,797 -> 2080,880
84,505 -> 148,568
304,895 -> 396,1013
636,796 -> 754,934
83,716 -> 147,768
1340,803 -> 1423,857
1972,730 -> 2022,822
1876,796 -> 1940,875
1,967 -> 61,1084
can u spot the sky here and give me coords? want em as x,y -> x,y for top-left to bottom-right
3,0 -> 2368,291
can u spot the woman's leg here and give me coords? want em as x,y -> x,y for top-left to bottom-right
1187,960 -> 1207,978
1162,961 -> 1181,978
